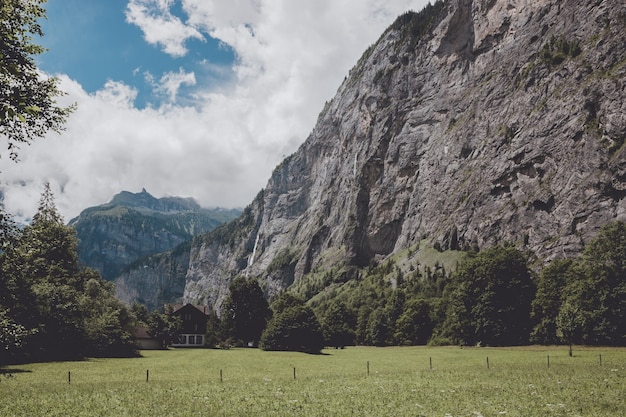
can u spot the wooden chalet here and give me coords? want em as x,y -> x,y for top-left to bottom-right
169,303 -> 210,347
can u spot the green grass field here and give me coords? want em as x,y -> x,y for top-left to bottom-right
1,346 -> 624,416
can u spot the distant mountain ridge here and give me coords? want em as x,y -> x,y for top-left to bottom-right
70,189 -> 241,282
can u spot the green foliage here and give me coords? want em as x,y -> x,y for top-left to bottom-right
565,222 -> 626,346
0,185 -> 137,363
204,310 -> 222,348
221,276 -> 271,347
531,258 -> 573,344
394,298 -> 434,345
433,246 -> 536,346
556,298 -> 585,357
0,307 -> 34,366
390,1 -> 447,49
319,300 -> 355,348
539,35 -> 582,67
147,308 -> 182,349
0,0 -> 74,161
266,248 -> 299,275
260,293 -> 324,354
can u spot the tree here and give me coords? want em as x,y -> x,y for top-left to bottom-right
531,259 -> 573,344
365,308 -> 388,346
0,307 -> 34,366
221,276 -> 270,347
556,298 -> 584,357
436,246 -> 535,346
80,272 -> 137,357
260,293 -> 324,354
0,184 -> 85,360
147,308 -> 181,349
320,301 -> 356,348
563,222 -> 626,345
0,207 -> 19,251
0,185 -> 137,361
394,298 -> 434,345
1,0 -> 74,161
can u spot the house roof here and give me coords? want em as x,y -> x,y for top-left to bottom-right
167,303 -> 210,315
130,326 -> 154,339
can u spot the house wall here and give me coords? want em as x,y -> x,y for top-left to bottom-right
137,338 -> 162,350
172,333 -> 205,347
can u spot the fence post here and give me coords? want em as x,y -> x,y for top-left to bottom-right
547,355 -> 550,368
429,357 -> 432,370
599,354 -> 602,366
486,357 -> 490,369
68,371 -> 71,385
146,369 -> 149,383
220,369 -> 223,383
293,367 -> 296,381
367,361 -> 370,377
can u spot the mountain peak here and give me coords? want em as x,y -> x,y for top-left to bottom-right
106,189 -> 200,213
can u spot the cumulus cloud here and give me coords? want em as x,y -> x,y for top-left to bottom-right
146,68 -> 197,101
0,0 -> 431,222
126,0 -> 205,57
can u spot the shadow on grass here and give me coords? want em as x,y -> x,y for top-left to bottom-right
1,368 -> 32,375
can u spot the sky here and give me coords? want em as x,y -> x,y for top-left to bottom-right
0,0 -> 431,223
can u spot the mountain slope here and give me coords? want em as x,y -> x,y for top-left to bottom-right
183,0 -> 626,312
70,189 -> 240,281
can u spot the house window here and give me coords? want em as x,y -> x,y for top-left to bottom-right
180,335 -> 187,344
196,335 -> 203,345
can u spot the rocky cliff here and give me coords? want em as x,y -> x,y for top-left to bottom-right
70,189 -> 240,310
113,242 -> 191,311
184,0 -> 626,312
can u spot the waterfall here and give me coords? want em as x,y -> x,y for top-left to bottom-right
248,232 -> 261,267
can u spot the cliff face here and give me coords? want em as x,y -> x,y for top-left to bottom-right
71,189 -> 240,281
113,243 -> 191,312
69,189 -> 240,310
184,0 -> 626,312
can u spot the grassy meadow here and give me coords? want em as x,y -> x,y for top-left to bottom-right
1,346 -> 624,416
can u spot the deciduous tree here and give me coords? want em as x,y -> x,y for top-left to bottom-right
436,245 -> 535,346
221,276 -> 270,347
260,293 -> 324,353
0,0 -> 73,161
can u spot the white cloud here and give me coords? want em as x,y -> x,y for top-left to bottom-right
1,0 -> 431,222
126,0 -> 205,57
147,68 -> 197,102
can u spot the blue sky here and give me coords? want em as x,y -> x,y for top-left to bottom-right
38,0 -> 235,108
1,0 -> 430,222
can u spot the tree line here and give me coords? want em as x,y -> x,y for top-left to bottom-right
204,221 -> 626,354
2,186 -> 624,361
